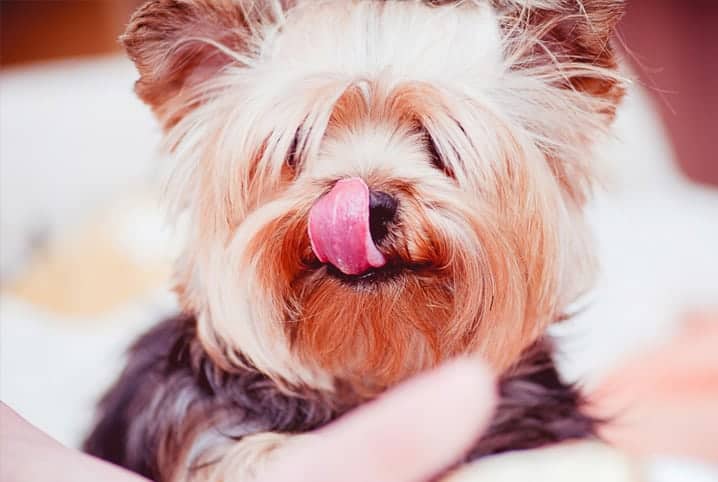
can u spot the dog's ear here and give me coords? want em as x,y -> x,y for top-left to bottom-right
494,0 -> 625,114
122,0 -> 288,126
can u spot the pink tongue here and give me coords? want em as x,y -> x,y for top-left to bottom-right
308,177 -> 386,275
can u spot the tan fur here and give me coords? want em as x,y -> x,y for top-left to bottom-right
184,432 -> 297,482
122,0 -> 626,397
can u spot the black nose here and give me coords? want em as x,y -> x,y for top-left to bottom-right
369,190 -> 398,243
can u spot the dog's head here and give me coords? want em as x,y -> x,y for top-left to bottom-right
123,0 -> 625,394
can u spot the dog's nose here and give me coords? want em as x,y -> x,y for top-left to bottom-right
368,190 -> 397,243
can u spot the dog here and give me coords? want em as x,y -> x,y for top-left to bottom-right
84,1 -> 626,480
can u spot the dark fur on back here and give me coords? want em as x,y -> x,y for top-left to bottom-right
84,314 -> 597,480
467,339 -> 597,459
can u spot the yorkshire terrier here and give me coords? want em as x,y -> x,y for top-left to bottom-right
85,0 -> 626,480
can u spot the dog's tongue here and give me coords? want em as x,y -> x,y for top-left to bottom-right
308,177 -> 386,275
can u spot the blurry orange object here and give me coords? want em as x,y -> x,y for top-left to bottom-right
1,196 -> 173,319
592,312 -> 718,462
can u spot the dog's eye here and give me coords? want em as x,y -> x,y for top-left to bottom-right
286,131 -> 300,169
425,133 -> 454,178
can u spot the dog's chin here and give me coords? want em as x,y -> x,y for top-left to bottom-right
286,270 -> 450,394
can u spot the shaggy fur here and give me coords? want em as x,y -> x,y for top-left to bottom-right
87,0 -> 626,480
84,314 -> 596,481
124,0 -> 625,392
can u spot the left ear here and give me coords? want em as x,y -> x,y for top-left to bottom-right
121,0 -> 289,128
493,0 -> 626,116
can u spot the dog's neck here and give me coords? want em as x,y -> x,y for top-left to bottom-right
84,314 -> 596,480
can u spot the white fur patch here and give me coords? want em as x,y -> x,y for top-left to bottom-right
264,1 -> 504,89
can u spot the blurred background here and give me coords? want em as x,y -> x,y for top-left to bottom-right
0,1 -> 716,480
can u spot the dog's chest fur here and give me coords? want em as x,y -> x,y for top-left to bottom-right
84,314 -> 596,480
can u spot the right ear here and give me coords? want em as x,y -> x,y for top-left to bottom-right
492,0 -> 626,116
121,0 -> 287,127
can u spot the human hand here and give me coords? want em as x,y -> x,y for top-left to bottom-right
258,358 -> 496,482
1,358 -> 496,482
592,311 -> 718,462
0,403 -> 147,482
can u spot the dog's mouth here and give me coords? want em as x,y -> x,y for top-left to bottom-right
319,258 -> 432,287
325,263 -> 401,284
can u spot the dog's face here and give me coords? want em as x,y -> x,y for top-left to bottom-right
124,0 -> 624,394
